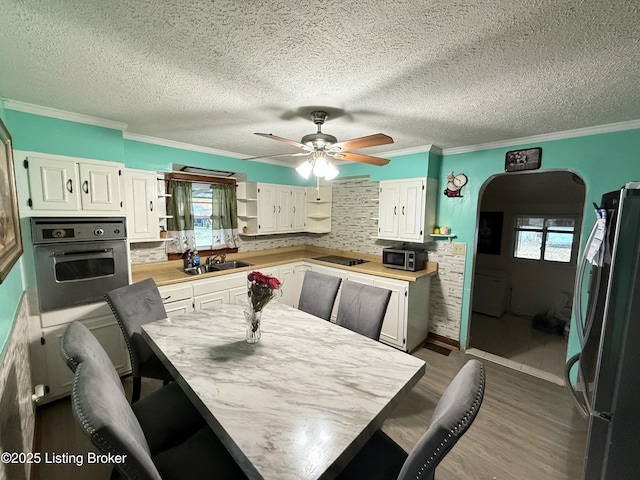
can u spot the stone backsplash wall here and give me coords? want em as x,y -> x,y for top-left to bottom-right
0,294 -> 35,480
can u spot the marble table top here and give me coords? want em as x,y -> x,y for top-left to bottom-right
142,302 -> 426,480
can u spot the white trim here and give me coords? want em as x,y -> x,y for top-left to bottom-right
385,144 -> 441,157
2,99 -> 128,131
442,119 -> 640,155
123,131 -> 246,159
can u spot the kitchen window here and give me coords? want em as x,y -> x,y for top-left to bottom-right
166,174 -> 238,256
512,215 -> 578,263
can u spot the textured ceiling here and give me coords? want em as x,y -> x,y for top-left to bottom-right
0,0 -> 638,163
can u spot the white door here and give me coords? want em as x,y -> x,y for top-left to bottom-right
292,188 -> 306,232
257,183 -> 277,234
374,278 -> 407,349
399,179 -> 425,241
79,162 -> 122,211
276,187 -> 292,232
27,156 -> 79,210
378,181 -> 400,239
124,170 -> 158,240
278,265 -> 296,307
229,286 -> 248,305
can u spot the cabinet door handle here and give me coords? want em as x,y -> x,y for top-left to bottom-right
293,206 -> 296,213
402,206 -> 405,215
273,205 -> 276,213
150,201 -> 154,211
66,179 -> 73,193
394,206 -> 397,215
82,180 -> 89,194
278,205 -> 281,213
162,295 -> 171,301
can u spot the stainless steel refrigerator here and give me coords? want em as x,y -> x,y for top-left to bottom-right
565,182 -> 640,480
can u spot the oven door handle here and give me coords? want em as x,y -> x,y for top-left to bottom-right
52,249 -> 112,261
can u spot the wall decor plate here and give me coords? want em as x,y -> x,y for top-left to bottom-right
505,147 -> 542,172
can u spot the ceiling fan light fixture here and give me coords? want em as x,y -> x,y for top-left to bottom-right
313,155 -> 329,177
324,161 -> 339,180
296,160 -> 314,179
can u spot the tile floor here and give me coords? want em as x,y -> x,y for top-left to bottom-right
467,311 -> 568,385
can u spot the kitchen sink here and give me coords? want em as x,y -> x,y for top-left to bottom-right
209,260 -> 253,270
184,261 -> 253,275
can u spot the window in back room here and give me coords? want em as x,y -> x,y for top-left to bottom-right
512,215 -> 578,263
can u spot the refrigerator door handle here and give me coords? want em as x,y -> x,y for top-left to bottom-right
564,352 -> 589,418
574,221 -> 599,346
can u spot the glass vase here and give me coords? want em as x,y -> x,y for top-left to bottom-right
244,308 -> 262,344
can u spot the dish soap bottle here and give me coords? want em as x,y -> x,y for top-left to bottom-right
192,250 -> 200,267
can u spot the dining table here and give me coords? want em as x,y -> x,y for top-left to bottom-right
141,301 -> 426,480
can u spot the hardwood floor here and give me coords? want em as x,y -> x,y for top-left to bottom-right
32,348 -> 588,480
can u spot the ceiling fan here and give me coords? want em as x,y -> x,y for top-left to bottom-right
247,111 -> 393,179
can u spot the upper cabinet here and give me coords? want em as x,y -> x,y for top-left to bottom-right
238,182 -> 322,235
377,177 -> 437,243
123,168 -> 160,241
26,154 -> 123,212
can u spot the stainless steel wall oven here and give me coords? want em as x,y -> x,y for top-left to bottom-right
31,217 -> 129,311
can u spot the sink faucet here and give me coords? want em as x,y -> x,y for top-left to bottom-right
207,253 -> 227,264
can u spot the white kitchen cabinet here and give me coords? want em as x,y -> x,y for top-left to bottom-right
238,182 -> 328,235
26,154 -> 123,212
257,183 -> 278,234
33,301 -> 130,403
124,169 -> 159,241
377,177 -> 437,243
292,187 -> 307,231
193,272 -> 247,311
158,283 -> 194,317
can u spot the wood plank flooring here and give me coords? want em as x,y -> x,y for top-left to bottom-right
32,347 -> 588,480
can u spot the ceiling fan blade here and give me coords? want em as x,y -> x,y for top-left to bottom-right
331,151 -> 390,166
254,133 -> 313,151
329,133 -> 394,152
243,152 -> 311,161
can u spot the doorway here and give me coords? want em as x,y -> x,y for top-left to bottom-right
467,170 -> 586,383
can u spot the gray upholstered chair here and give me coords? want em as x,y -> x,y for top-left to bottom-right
336,359 -> 486,480
298,270 -> 342,321
63,321 -> 247,480
335,280 -> 392,340
71,358 -> 248,480
60,320 -> 204,454
105,278 -> 173,402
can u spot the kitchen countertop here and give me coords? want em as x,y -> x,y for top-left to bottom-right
131,245 -> 438,286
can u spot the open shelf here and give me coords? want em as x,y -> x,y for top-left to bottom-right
430,234 -> 457,242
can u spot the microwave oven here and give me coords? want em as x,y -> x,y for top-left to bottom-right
382,247 -> 427,271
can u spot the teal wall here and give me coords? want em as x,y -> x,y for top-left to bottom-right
436,128 -> 640,359
5,110 -> 306,186
0,106 -> 25,355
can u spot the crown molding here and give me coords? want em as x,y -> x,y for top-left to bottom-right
442,119 -> 640,155
123,132 -> 246,159
385,144 -> 442,157
2,99 -> 128,130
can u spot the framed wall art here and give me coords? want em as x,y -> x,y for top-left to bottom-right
505,147 -> 542,172
0,118 -> 23,283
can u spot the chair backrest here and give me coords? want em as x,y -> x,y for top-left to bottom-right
397,359 -> 486,480
298,271 -> 342,321
60,320 -> 124,395
71,358 -> 162,480
336,280 -> 391,340
105,278 -> 167,376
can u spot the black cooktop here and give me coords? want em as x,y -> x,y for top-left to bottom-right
313,255 -> 369,266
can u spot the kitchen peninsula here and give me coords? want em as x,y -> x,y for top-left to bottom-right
131,245 -> 437,353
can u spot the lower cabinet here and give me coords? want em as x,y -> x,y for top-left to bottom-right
192,273 -> 247,311
32,301 -> 131,403
158,283 -> 194,317
309,264 -> 431,351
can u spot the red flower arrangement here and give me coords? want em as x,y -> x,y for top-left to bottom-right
247,271 -> 282,312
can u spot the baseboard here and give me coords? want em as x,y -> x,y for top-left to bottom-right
427,332 -> 460,350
